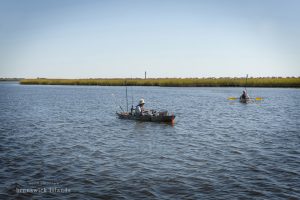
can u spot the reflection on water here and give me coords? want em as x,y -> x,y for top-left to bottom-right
0,83 -> 299,199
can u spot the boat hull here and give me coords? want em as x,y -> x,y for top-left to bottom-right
117,112 -> 175,123
239,98 -> 251,103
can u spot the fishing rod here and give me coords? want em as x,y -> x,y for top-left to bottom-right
125,80 -> 128,112
119,105 -> 125,112
112,93 -> 125,112
131,76 -> 134,113
245,74 -> 248,92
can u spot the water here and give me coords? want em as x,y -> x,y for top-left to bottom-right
0,82 -> 299,199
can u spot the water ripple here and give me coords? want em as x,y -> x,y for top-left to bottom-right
1,84 -> 299,199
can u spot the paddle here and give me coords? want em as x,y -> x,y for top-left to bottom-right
228,97 -> 263,101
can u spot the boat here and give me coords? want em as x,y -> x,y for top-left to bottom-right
116,110 -> 175,123
239,74 -> 251,103
239,97 -> 251,103
116,82 -> 175,123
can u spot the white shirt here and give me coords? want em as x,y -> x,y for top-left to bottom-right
135,105 -> 143,115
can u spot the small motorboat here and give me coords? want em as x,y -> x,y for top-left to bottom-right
116,110 -> 175,123
116,85 -> 175,123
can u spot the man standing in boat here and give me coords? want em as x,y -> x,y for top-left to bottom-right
135,99 -> 145,116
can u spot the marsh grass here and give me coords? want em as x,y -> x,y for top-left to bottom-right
20,77 -> 300,87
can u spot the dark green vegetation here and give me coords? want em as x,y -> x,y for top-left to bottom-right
0,78 -> 23,81
20,77 -> 300,87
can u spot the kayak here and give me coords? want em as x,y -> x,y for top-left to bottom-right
116,111 -> 175,123
239,98 -> 251,103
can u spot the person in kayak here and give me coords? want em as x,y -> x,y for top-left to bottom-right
240,90 -> 250,100
135,99 -> 145,116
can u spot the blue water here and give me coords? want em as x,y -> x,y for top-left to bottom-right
0,82 -> 299,199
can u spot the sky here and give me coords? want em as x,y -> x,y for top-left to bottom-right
0,0 -> 299,78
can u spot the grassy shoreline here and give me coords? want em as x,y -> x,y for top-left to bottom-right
19,77 -> 300,87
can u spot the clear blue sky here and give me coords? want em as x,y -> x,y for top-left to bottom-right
0,0 -> 299,78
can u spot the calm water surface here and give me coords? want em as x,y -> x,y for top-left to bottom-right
0,82 -> 299,199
